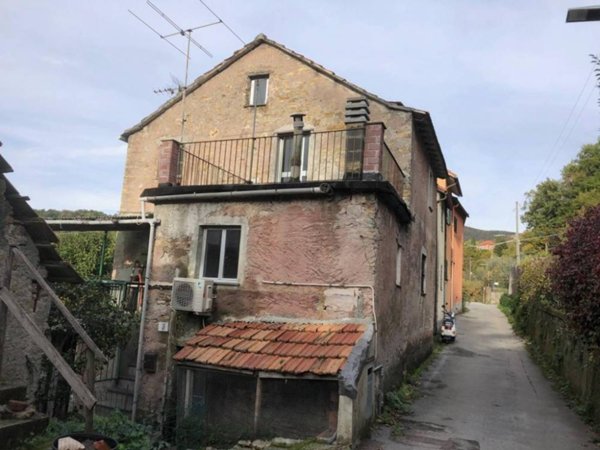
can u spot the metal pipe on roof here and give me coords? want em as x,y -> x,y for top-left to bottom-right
131,218 -> 157,421
141,184 -> 333,203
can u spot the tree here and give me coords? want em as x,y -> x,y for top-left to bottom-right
522,140 -> 600,252
36,209 -> 115,279
37,282 -> 137,417
56,232 -> 115,279
522,179 -> 568,240
548,205 -> 600,346
562,142 -> 600,213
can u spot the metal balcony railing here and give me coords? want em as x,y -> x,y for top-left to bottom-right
381,143 -> 405,198
178,127 -> 405,198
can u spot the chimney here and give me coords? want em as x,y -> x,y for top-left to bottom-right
290,113 -> 305,181
344,98 -> 370,180
344,97 -> 370,126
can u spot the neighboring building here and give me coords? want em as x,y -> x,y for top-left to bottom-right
436,171 -> 468,319
114,34 -> 449,445
0,154 -> 81,402
477,240 -> 495,251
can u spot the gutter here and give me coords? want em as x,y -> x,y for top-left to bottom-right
46,219 -> 156,226
141,183 -> 333,203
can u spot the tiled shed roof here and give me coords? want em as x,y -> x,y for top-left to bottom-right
173,321 -> 367,376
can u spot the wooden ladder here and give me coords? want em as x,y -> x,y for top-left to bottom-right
0,246 -> 107,432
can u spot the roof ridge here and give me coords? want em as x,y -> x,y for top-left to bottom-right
120,33 -> 415,142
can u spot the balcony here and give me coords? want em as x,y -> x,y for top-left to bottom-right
158,123 -> 405,201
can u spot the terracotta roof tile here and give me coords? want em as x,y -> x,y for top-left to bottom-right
295,357 -> 319,373
282,357 -> 305,373
252,330 -> 273,340
174,320 -> 368,376
263,330 -> 286,340
219,338 -> 241,349
173,346 -> 195,361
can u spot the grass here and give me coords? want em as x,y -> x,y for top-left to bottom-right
377,342 -> 443,433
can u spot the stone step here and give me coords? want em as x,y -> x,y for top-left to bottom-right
0,414 -> 49,448
0,385 -> 27,405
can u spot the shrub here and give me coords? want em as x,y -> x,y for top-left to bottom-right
549,205 -> 600,346
463,279 -> 484,303
518,256 -> 554,306
499,293 -> 518,314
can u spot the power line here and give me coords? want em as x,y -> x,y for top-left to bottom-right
544,79 -> 596,177
129,2 -> 222,144
532,66 -> 595,187
197,0 -> 246,45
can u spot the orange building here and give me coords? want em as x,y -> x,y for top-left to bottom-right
436,171 -> 468,319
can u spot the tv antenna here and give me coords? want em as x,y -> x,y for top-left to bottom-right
129,1 -> 220,142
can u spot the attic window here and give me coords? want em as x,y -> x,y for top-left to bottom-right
249,75 -> 269,106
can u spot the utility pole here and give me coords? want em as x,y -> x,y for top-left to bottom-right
515,201 -> 521,265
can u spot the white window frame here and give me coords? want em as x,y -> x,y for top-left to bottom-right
200,226 -> 241,283
395,245 -> 402,287
249,75 -> 269,106
278,134 -> 309,181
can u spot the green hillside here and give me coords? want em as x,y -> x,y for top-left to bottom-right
464,226 -> 511,242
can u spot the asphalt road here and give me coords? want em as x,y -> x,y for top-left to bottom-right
361,303 -> 598,450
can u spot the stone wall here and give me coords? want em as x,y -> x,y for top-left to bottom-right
522,305 -> 600,424
371,124 -> 437,390
0,178 -> 52,401
119,42 -> 413,215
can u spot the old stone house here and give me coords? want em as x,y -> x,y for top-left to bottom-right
0,154 -> 81,403
114,34 -> 449,444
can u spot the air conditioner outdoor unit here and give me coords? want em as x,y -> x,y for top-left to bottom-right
171,278 -> 214,314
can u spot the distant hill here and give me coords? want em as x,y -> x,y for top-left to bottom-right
464,226 -> 511,242
36,209 -> 111,220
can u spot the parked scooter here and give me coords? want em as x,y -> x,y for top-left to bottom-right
440,304 -> 456,343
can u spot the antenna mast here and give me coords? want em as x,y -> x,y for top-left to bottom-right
129,1 -> 219,142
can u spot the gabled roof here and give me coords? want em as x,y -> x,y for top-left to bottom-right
120,34 -> 447,178
173,320 -> 367,377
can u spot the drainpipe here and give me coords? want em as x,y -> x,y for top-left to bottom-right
290,113 -> 305,181
98,231 -> 108,278
131,218 -> 157,421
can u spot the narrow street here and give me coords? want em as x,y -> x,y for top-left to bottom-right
361,303 -> 598,450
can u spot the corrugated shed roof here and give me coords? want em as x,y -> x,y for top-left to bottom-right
174,321 -> 367,376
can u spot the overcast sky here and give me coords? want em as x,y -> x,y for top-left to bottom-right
1,0 -> 598,231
